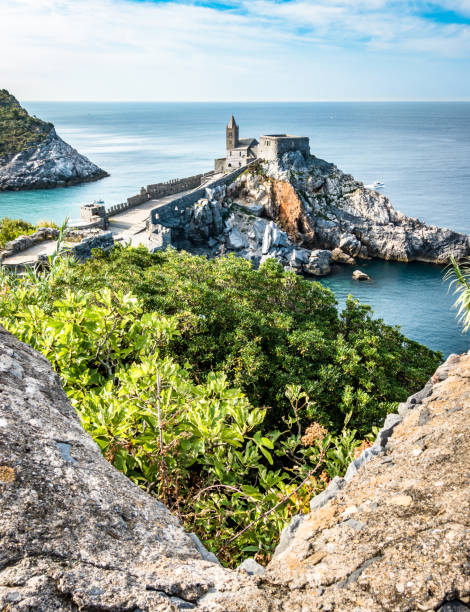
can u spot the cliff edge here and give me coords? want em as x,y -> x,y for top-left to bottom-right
0,90 -> 108,190
1,327 -> 469,611
149,153 -> 470,273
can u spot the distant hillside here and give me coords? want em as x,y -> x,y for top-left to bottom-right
0,90 -> 53,157
0,89 -> 108,190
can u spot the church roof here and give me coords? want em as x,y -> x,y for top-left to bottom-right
227,115 -> 238,128
238,137 -> 258,148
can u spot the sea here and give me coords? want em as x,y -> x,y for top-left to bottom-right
1,102 -> 469,356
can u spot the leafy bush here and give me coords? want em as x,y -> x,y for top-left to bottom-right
0,217 -> 36,248
446,255 -> 470,332
0,217 -> 58,249
50,246 -> 442,435
0,245 -> 441,565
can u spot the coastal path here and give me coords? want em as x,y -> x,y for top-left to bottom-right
1,240 -> 57,270
106,171 -> 225,246
1,171 -> 226,268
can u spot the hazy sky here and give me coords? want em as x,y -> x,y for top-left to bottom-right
1,0 -> 470,101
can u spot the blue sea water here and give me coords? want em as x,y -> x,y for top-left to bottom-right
1,102 -> 469,356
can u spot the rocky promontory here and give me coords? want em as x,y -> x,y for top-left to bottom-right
1,327 -> 469,611
147,152 -> 470,275
0,89 -> 108,190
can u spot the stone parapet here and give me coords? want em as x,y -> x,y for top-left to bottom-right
0,227 -> 59,261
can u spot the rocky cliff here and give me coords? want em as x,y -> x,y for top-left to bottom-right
1,328 -> 469,611
150,152 -> 470,275
0,90 -> 108,190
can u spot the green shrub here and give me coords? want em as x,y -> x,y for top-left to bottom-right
50,246 -> 441,435
0,245 -> 441,566
0,217 -> 36,248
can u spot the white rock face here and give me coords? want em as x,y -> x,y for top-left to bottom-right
0,128 -> 108,190
227,152 -> 470,266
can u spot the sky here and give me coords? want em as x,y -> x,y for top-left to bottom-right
1,0 -> 470,101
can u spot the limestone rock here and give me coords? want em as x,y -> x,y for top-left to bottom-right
1,328 -> 470,611
227,226 -> 248,250
0,128 -> 108,191
237,558 -> 265,576
303,249 -> 332,276
331,247 -> 355,264
225,154 -> 470,267
262,220 -> 289,255
0,327 -> 263,611
255,352 -> 470,612
184,199 -> 224,245
352,269 -> 371,281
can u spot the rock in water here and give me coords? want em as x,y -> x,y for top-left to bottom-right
352,269 -> 371,280
0,89 -> 108,190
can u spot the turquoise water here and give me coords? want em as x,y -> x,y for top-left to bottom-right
0,102 -> 469,355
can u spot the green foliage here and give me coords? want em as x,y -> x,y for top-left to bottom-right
51,246 -> 442,435
0,245 -> 442,566
0,217 -> 36,248
0,89 -> 52,157
0,217 -> 60,249
445,255 -> 470,332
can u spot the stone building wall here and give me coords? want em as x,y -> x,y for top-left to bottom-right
257,135 -> 310,161
226,149 -> 251,170
214,158 -> 226,173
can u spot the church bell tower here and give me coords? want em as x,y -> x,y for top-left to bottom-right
226,115 -> 239,151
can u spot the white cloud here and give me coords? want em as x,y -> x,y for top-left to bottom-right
0,0 -> 469,100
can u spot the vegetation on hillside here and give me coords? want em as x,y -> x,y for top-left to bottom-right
0,89 -> 52,157
0,244 -> 442,566
0,217 -> 58,248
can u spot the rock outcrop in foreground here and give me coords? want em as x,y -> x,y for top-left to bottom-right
0,90 -> 107,190
1,328 -> 469,611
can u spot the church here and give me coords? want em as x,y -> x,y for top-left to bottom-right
214,115 -> 310,172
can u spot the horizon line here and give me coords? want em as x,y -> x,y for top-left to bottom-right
22,98 -> 470,104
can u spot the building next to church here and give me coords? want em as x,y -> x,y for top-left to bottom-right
214,115 -> 310,172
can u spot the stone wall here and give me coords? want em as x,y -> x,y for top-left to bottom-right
107,173 -> 215,217
0,229 -> 114,268
0,227 -> 59,261
214,157 -> 226,173
149,163 -> 256,228
257,135 -> 310,161
69,231 -> 114,262
147,174 -> 203,198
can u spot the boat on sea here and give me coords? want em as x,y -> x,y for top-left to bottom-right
365,181 -> 384,190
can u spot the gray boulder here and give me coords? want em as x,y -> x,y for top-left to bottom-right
303,249 -> 332,276
352,269 -> 371,281
238,558 -> 265,576
227,227 -> 248,250
0,327 -> 263,611
262,221 -> 289,255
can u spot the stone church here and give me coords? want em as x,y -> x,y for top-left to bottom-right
214,115 -> 310,172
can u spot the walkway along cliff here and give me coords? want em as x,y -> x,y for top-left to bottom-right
0,326 -> 469,611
